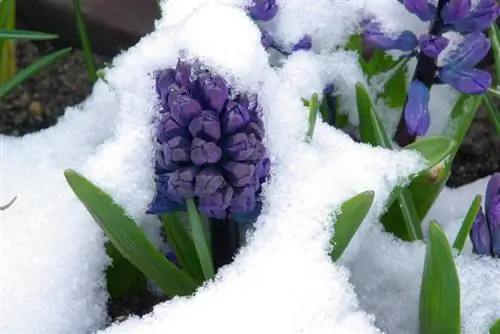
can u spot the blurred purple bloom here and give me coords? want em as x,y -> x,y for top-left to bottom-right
449,0 -> 498,33
248,0 -> 278,21
441,0 -> 471,22
404,80 -> 430,136
470,209 -> 492,255
418,34 -> 449,58
362,21 -> 418,51
148,61 -> 270,219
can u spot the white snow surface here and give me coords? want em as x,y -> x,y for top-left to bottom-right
1,1 -> 499,334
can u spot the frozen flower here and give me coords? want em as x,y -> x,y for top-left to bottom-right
362,21 -> 418,51
148,61 -> 270,219
247,0 -> 278,21
470,173 -> 500,257
403,79 -> 430,136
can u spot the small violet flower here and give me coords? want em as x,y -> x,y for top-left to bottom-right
404,79 -> 430,136
148,60 -> 270,220
247,0 -> 278,21
470,173 -> 500,258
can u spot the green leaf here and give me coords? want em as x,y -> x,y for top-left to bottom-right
305,93 -> 319,143
161,213 -> 204,283
72,0 -> 97,83
405,137 -> 456,170
420,221 -> 461,334
490,319 -> 500,334
64,169 -> 199,297
453,195 -> 482,253
186,199 -> 215,280
0,0 -> 15,85
484,94 -> 500,135
0,29 -> 58,40
378,55 -> 409,108
489,24 -> 500,84
0,48 -> 72,98
329,191 -> 375,261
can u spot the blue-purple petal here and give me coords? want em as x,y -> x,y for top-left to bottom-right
470,208 -> 493,256
419,34 -> 449,58
404,80 -> 430,136
248,0 -> 278,21
485,173 -> 500,211
439,67 -> 491,94
444,32 -> 491,69
489,195 -> 500,257
191,138 -> 222,165
441,0 -> 471,22
362,21 -> 418,51
450,0 -> 499,33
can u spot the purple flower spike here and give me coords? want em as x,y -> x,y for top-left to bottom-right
404,80 -> 430,136
451,0 -> 498,33
168,89 -> 203,126
362,22 -> 418,51
163,137 -> 191,163
189,110 -> 221,142
292,35 -> 312,52
198,185 -> 234,219
222,101 -> 251,134
418,34 -> 449,58
230,186 -> 257,214
441,0 -> 471,23
198,72 -> 229,112
439,67 -> 491,94
445,33 -> 491,69
194,167 -> 226,197
470,208 -> 492,256
168,167 -> 198,199
248,0 -> 278,21
222,161 -> 256,187
191,138 -> 222,165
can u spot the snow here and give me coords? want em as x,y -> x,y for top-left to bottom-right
1,0 -> 499,333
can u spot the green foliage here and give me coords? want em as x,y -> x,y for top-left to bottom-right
329,191 -> 374,261
64,169 -> 199,297
72,0 -> 97,83
305,93 -> 319,143
490,319 -> 500,334
420,222 -> 461,334
484,94 -> 500,135
0,0 -> 16,86
453,195 -> 482,253
0,29 -> 57,40
489,24 -> 500,84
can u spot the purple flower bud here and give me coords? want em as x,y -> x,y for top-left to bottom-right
362,21 -> 418,51
470,208 -> 492,256
485,173 -> 500,211
168,89 -> 203,126
189,110 -> 221,142
488,195 -> 500,257
222,161 -> 256,187
261,30 -> 274,49
444,32 -> 491,69
291,35 -> 312,52
248,0 -> 278,21
230,186 -> 257,214
157,116 -> 188,143
418,34 -> 449,58
221,101 -> 251,134
168,167 -> 198,199
404,80 -> 430,136
175,61 -> 195,91
403,0 -> 437,21
163,136 -> 191,163
245,122 -> 265,141
147,176 -> 185,214
155,149 -> 182,173
441,0 -> 471,23
194,167 -> 226,197
255,156 -> 270,184
438,67 -> 491,94
223,132 -> 261,161
198,185 -> 234,218
197,72 -> 229,112
191,138 -> 222,165
155,69 -> 178,107
450,0 -> 498,33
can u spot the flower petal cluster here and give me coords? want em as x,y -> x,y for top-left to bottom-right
148,61 -> 270,219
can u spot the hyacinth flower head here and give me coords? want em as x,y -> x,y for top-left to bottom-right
470,173 -> 500,258
147,60 -> 270,220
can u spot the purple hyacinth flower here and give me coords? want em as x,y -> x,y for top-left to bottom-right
418,34 -> 449,58
223,132 -> 260,161
174,61 -> 195,91
362,21 -> 418,51
147,177 -> 185,214
168,167 -> 198,199
439,67 -> 491,94
248,0 -> 278,21
198,185 -> 234,219
291,35 -> 312,52
230,186 -> 257,214
189,110 -> 221,142
261,30 -> 274,49
197,72 -> 229,112
221,100 -> 251,134
156,116 -> 188,143
444,32 -> 491,69
168,89 -> 203,126
450,0 -> 498,33
485,173 -> 500,256
441,0 -> 471,23
194,167 -> 226,197
191,138 -> 222,165
163,136 -> 191,163
401,0 -> 437,21
222,161 -> 256,187
155,69 -> 178,107
470,208 -> 492,256
404,79 -> 430,136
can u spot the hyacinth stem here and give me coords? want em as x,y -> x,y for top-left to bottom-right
186,199 -> 215,280
209,218 -> 240,271
305,93 -> 319,143
394,0 -> 450,147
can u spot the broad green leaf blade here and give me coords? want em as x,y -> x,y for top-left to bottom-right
355,83 -> 392,148
378,54 -> 409,108
404,137 -> 455,170
0,29 -> 58,40
72,0 -> 97,83
64,169 -> 198,297
106,242 -> 147,301
161,213 -> 204,283
453,195 -> 482,253
0,48 -> 72,98
484,94 -> 500,135
420,221 -> 461,334
490,319 -> 500,334
305,93 -> 319,143
330,191 -> 375,261
186,199 -> 215,280
489,24 -> 500,84
409,95 -> 482,220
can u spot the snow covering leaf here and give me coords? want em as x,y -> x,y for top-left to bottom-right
370,51 -> 408,108
305,93 -> 319,142
64,169 -> 199,297
162,213 -> 204,283
186,199 -> 214,280
404,137 -> 455,171
420,221 -> 461,334
453,194 -> 482,253
491,319 -> 500,334
329,191 -> 375,261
